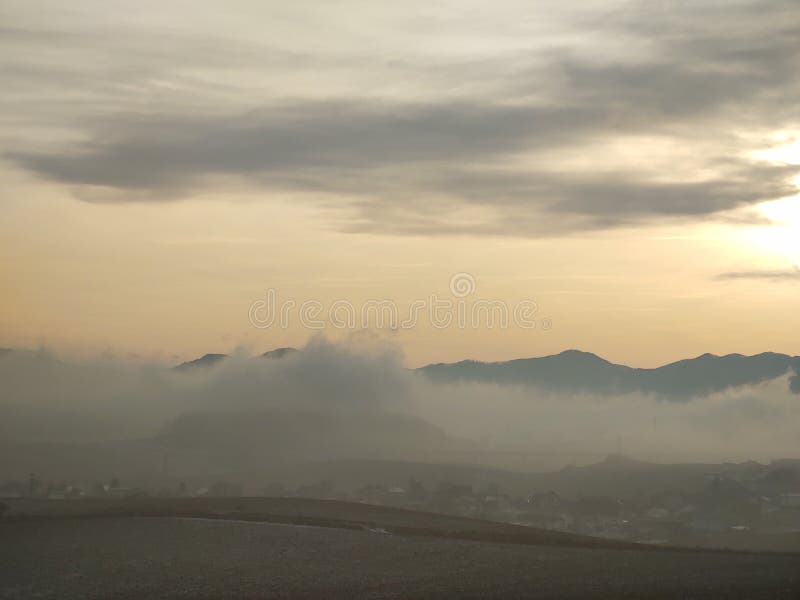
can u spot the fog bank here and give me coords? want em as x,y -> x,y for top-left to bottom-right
2,338 -> 799,472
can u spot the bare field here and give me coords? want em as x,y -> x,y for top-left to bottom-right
1,516 -> 799,599
2,496 -> 643,550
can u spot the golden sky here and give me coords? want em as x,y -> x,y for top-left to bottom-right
1,0 -> 799,367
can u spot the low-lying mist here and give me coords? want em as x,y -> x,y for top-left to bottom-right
2,337 -> 799,478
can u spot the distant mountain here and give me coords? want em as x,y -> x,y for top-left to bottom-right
173,353 -> 228,371
9,345 -> 797,398
418,350 -> 800,399
261,347 -> 297,360
173,348 -> 297,371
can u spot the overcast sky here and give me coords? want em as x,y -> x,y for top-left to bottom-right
1,0 -> 799,366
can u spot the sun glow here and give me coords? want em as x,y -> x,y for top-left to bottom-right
744,134 -> 800,267
749,198 -> 800,268
752,134 -> 800,166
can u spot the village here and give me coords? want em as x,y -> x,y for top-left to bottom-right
4,459 -> 800,550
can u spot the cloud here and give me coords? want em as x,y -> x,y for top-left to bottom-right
716,268 -> 800,281
2,0 -> 800,234
410,375 -> 800,466
0,338 -> 411,443
8,100 -> 799,235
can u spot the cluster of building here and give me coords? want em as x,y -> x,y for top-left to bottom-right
0,475 -> 144,500
214,470 -> 800,546
4,461 -> 800,547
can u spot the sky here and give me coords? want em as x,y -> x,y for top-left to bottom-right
1,0 -> 799,367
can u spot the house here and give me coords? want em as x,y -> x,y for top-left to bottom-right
779,493 -> 800,508
527,491 -> 568,514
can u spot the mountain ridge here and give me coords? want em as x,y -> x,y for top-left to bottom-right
166,347 -> 800,398
419,349 -> 800,399
3,346 -> 796,398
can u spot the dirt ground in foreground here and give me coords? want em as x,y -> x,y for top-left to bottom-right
1,517 -> 799,599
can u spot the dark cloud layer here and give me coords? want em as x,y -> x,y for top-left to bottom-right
3,0 -> 800,235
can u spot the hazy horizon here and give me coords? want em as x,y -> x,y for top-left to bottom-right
3,338 -> 799,473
